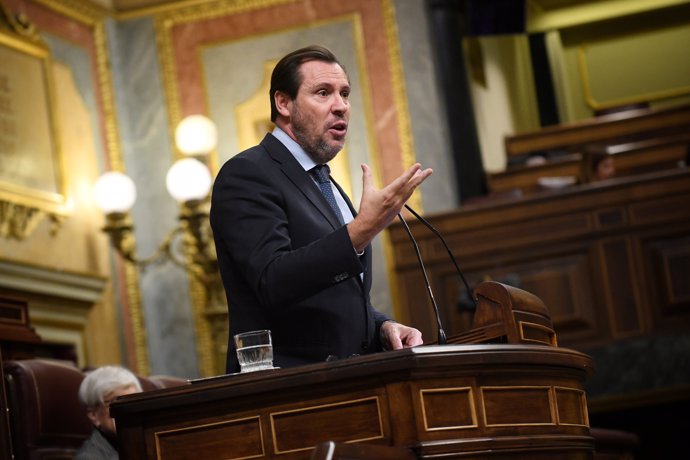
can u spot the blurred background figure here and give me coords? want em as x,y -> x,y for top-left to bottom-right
75,366 -> 142,460
584,145 -> 616,182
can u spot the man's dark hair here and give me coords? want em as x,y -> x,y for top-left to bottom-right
269,45 -> 347,122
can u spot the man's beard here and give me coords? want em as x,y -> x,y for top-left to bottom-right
291,106 -> 343,164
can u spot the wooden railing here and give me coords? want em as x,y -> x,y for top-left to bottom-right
504,103 -> 690,158
487,104 -> 690,195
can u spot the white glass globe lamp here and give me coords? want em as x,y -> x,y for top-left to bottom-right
174,114 -> 218,156
166,158 -> 213,202
93,171 -> 137,214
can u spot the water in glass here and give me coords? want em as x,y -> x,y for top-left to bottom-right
237,344 -> 274,372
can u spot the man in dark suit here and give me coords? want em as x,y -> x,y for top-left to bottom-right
210,45 -> 433,373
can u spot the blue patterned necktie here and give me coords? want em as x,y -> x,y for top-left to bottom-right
310,164 -> 345,225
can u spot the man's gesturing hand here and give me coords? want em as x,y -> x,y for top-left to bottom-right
348,163 -> 433,252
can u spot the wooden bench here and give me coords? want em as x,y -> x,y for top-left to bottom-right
504,103 -> 690,159
486,104 -> 690,195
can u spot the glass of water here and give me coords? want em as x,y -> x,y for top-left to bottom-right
234,330 -> 274,373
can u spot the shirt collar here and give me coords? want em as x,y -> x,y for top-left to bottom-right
272,126 -> 317,172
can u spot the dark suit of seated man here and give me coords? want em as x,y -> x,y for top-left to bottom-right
210,45 -> 433,373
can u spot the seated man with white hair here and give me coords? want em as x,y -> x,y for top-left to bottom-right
74,365 -> 142,459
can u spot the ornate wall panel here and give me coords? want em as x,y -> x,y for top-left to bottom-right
1,0 -> 148,372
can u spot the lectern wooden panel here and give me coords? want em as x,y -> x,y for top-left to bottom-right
112,345 -> 595,459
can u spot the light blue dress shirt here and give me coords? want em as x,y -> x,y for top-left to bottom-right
272,127 -> 355,224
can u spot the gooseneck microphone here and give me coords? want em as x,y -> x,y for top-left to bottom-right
397,213 -> 447,345
404,204 -> 478,309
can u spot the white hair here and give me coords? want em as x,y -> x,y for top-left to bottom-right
78,365 -> 142,408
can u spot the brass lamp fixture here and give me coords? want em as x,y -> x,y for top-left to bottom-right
94,115 -> 227,376
93,115 -> 217,279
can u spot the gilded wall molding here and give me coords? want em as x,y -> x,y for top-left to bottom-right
377,0 -> 423,323
0,0 -> 69,240
154,0 -> 418,185
154,0 -> 297,164
34,0 -> 108,24
0,202 -> 60,239
1,0 -> 39,38
32,0 -> 150,375
381,0 -> 421,211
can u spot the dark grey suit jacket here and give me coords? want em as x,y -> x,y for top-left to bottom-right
210,133 -> 390,373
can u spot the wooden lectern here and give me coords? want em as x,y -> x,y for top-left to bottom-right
112,283 -> 595,459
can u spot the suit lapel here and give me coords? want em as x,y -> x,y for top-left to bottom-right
261,134 -> 369,288
261,134 -> 343,229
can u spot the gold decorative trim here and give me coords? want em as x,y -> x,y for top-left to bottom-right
156,0 -> 417,188
0,202 -> 52,239
233,60 -> 275,150
480,385 -> 556,428
553,386 -> 589,427
32,0 -> 150,375
188,273 -> 216,376
0,1 -> 69,239
154,415 -> 265,459
269,396 -> 384,454
0,0 -> 40,39
156,0 -> 298,159
153,15 -> 182,162
419,386 -> 478,431
382,0 -> 420,212
577,43 -> 690,111
518,320 -> 558,346
155,0 -> 297,23
123,263 -> 149,374
117,0 -> 220,21
377,0 -> 424,323
33,0 -> 108,24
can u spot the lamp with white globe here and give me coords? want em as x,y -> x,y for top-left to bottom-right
174,114 -> 218,157
93,171 -> 139,262
93,114 -> 218,272
94,114 -> 228,376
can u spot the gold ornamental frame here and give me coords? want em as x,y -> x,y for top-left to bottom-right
0,2 -> 69,240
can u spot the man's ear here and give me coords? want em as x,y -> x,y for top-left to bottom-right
274,91 -> 292,118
